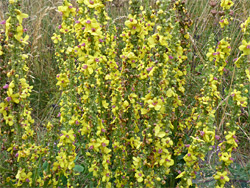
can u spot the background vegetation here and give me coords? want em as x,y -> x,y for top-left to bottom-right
0,0 -> 250,187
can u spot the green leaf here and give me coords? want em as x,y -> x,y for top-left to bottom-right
0,166 -> 13,173
74,155 -> 79,162
61,175 -> 67,186
73,165 -> 84,172
42,161 -> 48,171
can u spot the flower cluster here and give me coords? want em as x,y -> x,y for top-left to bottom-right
0,0 -> 249,187
0,0 -> 40,187
51,0 -> 195,187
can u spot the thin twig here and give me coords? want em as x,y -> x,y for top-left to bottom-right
218,55 -> 243,130
215,95 -> 230,111
237,120 -> 250,142
111,16 -> 127,25
188,32 -> 206,64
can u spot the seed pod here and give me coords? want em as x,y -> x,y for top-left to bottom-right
218,11 -> 225,16
229,10 -> 234,16
8,32 -> 13,38
209,1 -> 217,8
211,9 -> 217,16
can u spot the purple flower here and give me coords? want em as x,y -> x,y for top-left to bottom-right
200,131 -> 205,136
147,67 -> 153,72
0,20 -> 6,24
3,84 -> 9,89
215,135 -> 220,140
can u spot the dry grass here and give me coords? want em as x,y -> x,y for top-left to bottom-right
1,1 -> 249,186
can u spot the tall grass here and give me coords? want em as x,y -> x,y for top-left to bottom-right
0,0 -> 250,187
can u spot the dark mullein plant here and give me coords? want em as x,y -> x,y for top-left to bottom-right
0,0 -> 249,187
0,0 -> 48,187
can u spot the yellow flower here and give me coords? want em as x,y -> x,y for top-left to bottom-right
159,153 -> 174,167
98,137 -> 110,154
154,124 -> 166,138
37,177 -> 44,186
183,152 -> 197,167
10,0 -> 17,3
240,17 -> 250,33
5,17 -> 11,41
176,171 -> 186,179
14,25 -> 24,41
51,33 -> 62,44
89,162 -> 99,177
69,116 -> 80,126
166,88 -> 175,98
16,169 -> 32,186
135,170 -> 144,182
133,157 -> 141,168
7,87 -> 20,104
161,137 -> 173,147
60,129 -> 75,144
46,122 -> 53,131
55,151 -> 68,169
126,52 -> 138,67
122,100 -> 129,111
214,171 -> 230,185
20,35 -> 29,45
4,114 -> 14,126
148,34 -> 159,48
220,0 -> 234,10
102,154 -> 111,169
89,139 -> 101,151
239,40 -> 250,55
225,131 -> 238,147
25,128 -> 34,138
206,48 -> 215,61
56,73 -> 69,89
84,18 -> 102,36
231,89 -> 247,107
102,169 -> 111,182
219,38 -> 231,50
245,69 -> 250,82
159,35 -> 169,47
148,98 -> 162,111
83,0 -> 104,11
15,9 -> 29,24
202,128 -> 215,144
125,15 -> 142,34
219,152 -> 233,166
0,102 -> 7,116
219,18 -> 229,28
0,45 -> 3,55
58,3 -> 76,18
